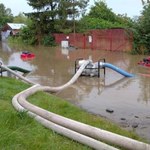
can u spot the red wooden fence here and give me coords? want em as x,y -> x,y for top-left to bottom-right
53,29 -> 133,52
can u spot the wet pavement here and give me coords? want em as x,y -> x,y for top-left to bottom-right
0,41 -> 150,142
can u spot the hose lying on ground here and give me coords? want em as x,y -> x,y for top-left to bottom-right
1,61 -> 150,150
1,64 -> 35,85
12,85 -> 118,150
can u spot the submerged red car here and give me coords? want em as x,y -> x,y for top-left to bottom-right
20,51 -> 35,60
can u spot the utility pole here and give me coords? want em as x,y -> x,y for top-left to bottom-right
73,0 -> 76,45
73,0 -> 75,35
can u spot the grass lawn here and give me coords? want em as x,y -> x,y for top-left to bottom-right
0,77 -> 147,150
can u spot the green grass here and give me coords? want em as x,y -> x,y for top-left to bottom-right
0,77 -> 148,150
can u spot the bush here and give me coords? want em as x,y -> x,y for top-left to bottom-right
20,26 -> 37,45
41,34 -> 56,46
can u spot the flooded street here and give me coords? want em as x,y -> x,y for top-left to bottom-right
1,41 -> 150,141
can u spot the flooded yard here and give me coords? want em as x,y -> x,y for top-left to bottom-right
1,41 -> 150,141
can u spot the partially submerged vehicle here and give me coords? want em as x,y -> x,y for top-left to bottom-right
138,57 -> 150,67
20,51 -> 35,60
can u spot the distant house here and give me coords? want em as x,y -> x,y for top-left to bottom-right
1,23 -> 26,41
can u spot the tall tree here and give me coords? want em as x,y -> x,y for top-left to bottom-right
133,3 -> 150,54
0,3 -> 13,28
25,0 -> 89,34
141,0 -> 150,5
78,0 -> 133,31
88,0 -> 116,22
57,0 -> 89,33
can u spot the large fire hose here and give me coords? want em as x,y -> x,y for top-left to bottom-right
1,61 -> 150,150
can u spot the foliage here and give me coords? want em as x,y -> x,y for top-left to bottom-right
78,0 -> 133,32
132,3 -> 150,54
25,0 -> 89,42
41,34 -> 56,46
115,14 -> 134,27
20,25 -> 37,45
57,0 -> 89,20
0,3 -> 13,28
78,17 -> 129,31
88,0 -> 116,22
13,13 -> 29,24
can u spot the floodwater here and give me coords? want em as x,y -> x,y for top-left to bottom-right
1,41 -> 150,141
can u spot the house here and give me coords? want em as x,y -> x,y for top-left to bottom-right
1,23 -> 26,41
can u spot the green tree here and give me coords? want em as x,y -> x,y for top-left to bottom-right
78,0 -> 133,31
13,13 -> 28,24
141,0 -> 150,5
133,3 -> 150,54
56,0 -> 89,33
24,0 -> 89,44
26,0 -> 89,33
0,3 -> 13,28
88,0 -> 116,22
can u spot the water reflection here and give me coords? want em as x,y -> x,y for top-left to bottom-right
138,75 -> 150,103
1,41 -> 12,52
0,41 -> 150,140
8,52 -> 36,70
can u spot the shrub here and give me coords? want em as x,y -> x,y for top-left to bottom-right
41,34 -> 56,46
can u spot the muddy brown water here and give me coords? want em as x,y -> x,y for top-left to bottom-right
1,42 -> 150,142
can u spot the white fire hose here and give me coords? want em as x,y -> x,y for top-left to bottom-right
1,61 -> 150,150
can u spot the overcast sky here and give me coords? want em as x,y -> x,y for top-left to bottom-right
0,0 -> 143,18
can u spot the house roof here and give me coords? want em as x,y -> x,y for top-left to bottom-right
7,23 -> 26,30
